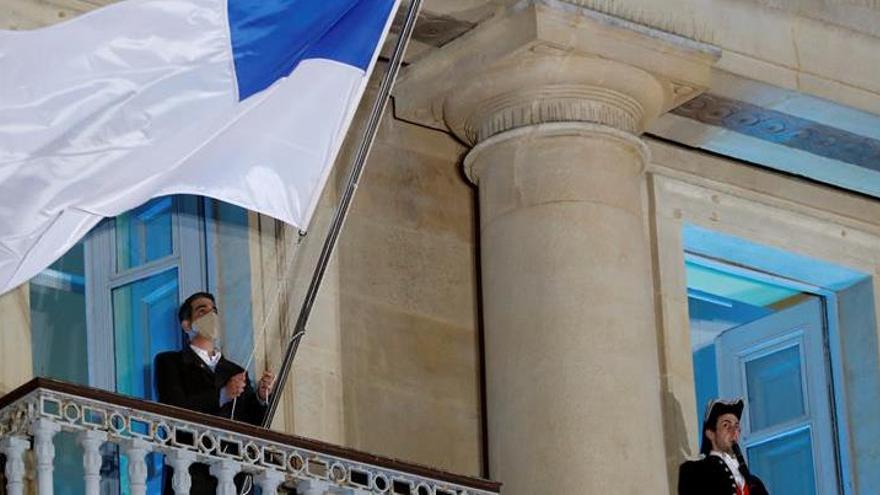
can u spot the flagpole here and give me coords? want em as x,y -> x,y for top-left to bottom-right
261,0 -> 423,428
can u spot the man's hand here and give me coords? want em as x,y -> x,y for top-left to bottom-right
257,371 -> 276,401
224,372 -> 246,400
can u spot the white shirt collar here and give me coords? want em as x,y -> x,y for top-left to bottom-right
710,450 -> 745,488
190,345 -> 222,370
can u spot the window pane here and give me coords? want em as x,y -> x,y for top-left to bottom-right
746,345 -> 806,431
112,268 -> 180,400
30,242 -> 88,384
116,197 -> 174,271
748,428 -> 816,495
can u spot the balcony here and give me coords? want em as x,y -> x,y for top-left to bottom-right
0,379 -> 501,495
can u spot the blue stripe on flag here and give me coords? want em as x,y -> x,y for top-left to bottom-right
228,0 -> 395,101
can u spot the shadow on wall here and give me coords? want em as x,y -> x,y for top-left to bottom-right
664,387 -> 693,493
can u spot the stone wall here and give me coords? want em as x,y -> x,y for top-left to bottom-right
336,115 -> 482,475
0,287 -> 33,395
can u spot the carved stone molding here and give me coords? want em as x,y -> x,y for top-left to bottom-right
463,122 -> 651,186
454,84 -> 645,145
440,52 -> 670,145
673,93 -> 880,171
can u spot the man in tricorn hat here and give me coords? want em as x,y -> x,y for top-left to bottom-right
678,398 -> 769,495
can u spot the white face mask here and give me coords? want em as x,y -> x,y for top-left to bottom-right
189,311 -> 220,342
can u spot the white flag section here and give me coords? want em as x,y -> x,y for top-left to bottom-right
0,0 -> 398,294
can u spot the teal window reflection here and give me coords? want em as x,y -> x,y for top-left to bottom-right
116,197 -> 174,272
748,428 -> 817,495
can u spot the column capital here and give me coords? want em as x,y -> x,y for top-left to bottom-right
394,0 -> 719,145
463,122 -> 649,186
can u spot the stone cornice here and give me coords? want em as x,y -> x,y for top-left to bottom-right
672,94 -> 880,171
394,0 -> 719,144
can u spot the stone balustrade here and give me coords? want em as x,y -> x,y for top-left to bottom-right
0,379 -> 500,495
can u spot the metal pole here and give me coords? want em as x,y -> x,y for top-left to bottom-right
262,0 -> 423,428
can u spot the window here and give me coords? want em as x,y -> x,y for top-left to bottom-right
29,195 -> 254,495
85,196 -> 205,393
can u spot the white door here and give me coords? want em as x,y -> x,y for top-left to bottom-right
716,296 -> 839,495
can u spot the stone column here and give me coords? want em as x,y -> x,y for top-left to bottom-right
393,3 -> 719,494
457,70 -> 664,494
469,128 -> 661,494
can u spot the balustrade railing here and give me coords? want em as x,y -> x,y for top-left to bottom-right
0,379 -> 500,495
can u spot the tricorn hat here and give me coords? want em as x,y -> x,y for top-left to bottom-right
700,398 -> 744,455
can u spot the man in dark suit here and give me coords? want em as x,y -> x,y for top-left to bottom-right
155,292 -> 275,495
678,399 -> 770,495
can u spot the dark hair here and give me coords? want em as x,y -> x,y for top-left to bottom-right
178,292 -> 216,323
699,399 -> 744,455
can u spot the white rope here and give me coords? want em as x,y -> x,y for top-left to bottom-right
230,226 -> 305,420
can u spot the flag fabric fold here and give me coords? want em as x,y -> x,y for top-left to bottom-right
0,0 -> 398,294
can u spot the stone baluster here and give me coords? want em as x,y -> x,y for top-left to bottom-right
209,459 -> 239,495
32,418 -> 61,495
297,480 -> 330,495
78,430 -> 107,495
255,470 -> 285,495
338,489 -> 372,495
165,449 -> 197,495
0,436 -> 29,495
123,439 -> 150,495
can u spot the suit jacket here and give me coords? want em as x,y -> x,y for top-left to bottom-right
679,455 -> 769,495
155,347 -> 267,495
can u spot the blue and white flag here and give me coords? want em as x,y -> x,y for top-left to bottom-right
0,0 -> 398,293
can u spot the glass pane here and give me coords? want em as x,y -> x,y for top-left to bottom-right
116,197 -> 174,271
112,268 -> 181,400
112,268 -> 180,494
748,428 -> 817,495
746,345 -> 806,431
30,242 -> 89,384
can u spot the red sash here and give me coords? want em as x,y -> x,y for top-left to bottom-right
737,484 -> 750,495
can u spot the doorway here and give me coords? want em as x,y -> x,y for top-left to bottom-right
686,256 -> 840,495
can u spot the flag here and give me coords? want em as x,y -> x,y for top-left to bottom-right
0,0 -> 399,294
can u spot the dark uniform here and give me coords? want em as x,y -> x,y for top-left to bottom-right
155,346 -> 266,495
679,398 -> 770,495
679,454 -> 769,495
